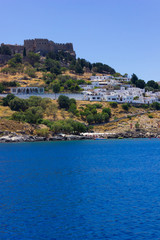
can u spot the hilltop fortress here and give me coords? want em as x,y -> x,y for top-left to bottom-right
1,38 -> 76,56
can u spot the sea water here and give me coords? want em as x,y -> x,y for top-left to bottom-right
0,139 -> 160,239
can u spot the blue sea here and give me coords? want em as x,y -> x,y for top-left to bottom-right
0,139 -> 160,240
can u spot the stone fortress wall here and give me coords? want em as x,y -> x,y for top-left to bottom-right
1,38 -> 75,57
1,43 -> 24,55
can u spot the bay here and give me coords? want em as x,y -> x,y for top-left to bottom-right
0,139 -> 160,239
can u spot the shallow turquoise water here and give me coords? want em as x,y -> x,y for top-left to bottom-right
0,139 -> 160,239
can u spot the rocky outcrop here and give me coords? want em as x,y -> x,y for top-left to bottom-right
0,132 -> 91,143
107,130 -> 159,139
0,129 -> 160,143
0,133 -> 46,143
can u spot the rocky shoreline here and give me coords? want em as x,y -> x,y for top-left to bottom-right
0,132 -> 92,143
107,130 -> 160,139
0,129 -> 160,143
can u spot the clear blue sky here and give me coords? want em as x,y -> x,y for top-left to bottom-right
1,0 -> 160,81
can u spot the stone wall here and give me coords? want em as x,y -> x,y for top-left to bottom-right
24,38 -> 75,56
1,44 -> 24,55
1,38 -> 76,57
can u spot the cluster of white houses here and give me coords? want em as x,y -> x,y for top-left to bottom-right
82,75 -> 160,104
10,75 -> 160,104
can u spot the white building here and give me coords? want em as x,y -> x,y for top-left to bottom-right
90,75 -> 112,81
11,87 -> 44,95
83,92 -> 103,101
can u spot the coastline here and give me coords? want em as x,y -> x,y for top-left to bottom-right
0,129 -> 159,143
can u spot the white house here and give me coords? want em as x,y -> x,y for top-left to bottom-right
83,92 -> 103,101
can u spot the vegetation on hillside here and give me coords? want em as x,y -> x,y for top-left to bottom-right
0,49 -> 116,93
1,94 -> 115,133
130,73 -> 160,91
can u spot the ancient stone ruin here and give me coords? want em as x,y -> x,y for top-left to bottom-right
0,38 -> 76,57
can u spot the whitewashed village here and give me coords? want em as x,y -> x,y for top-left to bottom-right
1,39 -> 160,142
9,74 -> 160,105
81,75 -> 160,104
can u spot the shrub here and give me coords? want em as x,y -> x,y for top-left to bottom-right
24,106 -> 43,124
69,98 -> 76,106
86,114 -> 94,124
150,102 -> 160,110
43,73 -> 56,84
91,108 -> 97,115
68,103 -> 77,114
11,112 -> 25,121
25,67 -> 36,78
94,113 -> 104,123
103,113 -> 109,122
93,103 -> 103,108
102,107 -> 111,117
9,97 -> 28,111
122,103 -> 129,111
49,119 -> 88,134
35,128 -> 49,137
3,94 -> 16,106
109,102 -> 118,108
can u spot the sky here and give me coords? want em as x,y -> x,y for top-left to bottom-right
1,0 -> 160,82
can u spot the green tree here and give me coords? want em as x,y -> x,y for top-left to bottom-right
136,79 -> 145,89
147,80 -> 159,89
43,73 -> 56,84
86,114 -> 94,124
24,106 -> 43,124
3,94 -> 15,106
8,54 -> 22,67
150,102 -> 160,110
102,107 -> 111,117
103,113 -> 109,122
53,83 -> 60,94
69,98 -> 76,106
9,97 -> 28,111
27,96 -> 42,107
27,52 -> 40,66
131,73 -> 138,84
75,63 -> 84,74
23,47 -> 26,57
94,113 -> 104,123
11,112 -> 25,121
45,58 -> 61,75
58,95 -> 70,109
68,103 -> 77,114
122,103 -> 129,111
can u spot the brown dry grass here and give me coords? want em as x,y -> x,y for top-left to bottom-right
0,119 -> 34,134
0,69 -> 44,88
0,106 -> 14,118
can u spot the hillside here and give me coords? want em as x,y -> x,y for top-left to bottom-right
0,94 -> 160,140
0,45 -> 160,140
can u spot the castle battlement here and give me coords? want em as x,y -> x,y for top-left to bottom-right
1,38 -> 76,57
